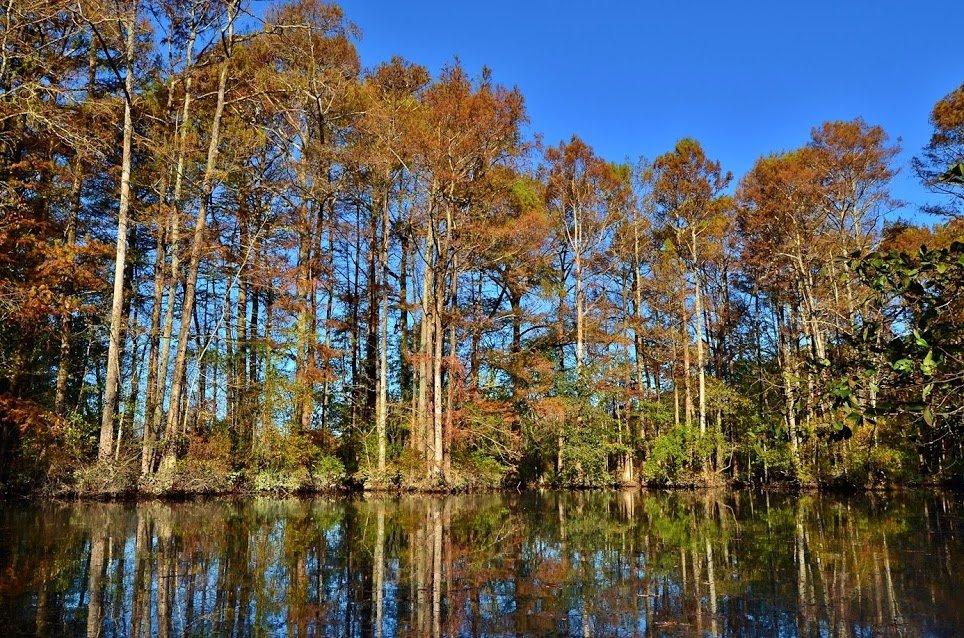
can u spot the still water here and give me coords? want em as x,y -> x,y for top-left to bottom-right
0,491 -> 960,637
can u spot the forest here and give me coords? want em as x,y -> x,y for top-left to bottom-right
1,0 -> 962,495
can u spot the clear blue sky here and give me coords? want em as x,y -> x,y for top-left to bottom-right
336,0 -> 962,222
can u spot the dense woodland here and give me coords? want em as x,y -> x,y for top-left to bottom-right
1,0 -> 962,494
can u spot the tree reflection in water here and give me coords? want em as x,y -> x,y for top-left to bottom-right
0,491 -> 960,637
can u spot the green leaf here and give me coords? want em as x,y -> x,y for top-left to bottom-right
832,383 -> 851,399
923,407 -> 934,427
891,358 -> 913,373
920,350 -> 936,377
912,330 -> 928,348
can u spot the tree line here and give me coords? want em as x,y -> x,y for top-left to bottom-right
1,0 -> 961,493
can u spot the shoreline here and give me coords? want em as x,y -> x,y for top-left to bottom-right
4,478 -> 960,503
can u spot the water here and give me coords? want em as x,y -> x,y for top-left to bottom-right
0,491 -> 960,637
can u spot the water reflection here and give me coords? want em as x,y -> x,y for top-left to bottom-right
0,491 -> 960,637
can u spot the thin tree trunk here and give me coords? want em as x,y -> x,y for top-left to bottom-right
777,306 -> 799,460
98,5 -> 137,460
417,224 -> 433,469
376,175 -> 390,473
259,288 -> 274,447
146,26 -> 198,475
432,265 -> 444,479
234,204 -> 249,456
574,228 -> 584,371
692,230 -> 707,437
294,199 -> 315,436
246,279 -> 259,451
399,224 -> 410,401
444,258 -> 457,479
55,156 -> 83,416
162,3 -> 237,466
141,215 -> 167,466
320,230 -> 335,434
682,292 -> 693,429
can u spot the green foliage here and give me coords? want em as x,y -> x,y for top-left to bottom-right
451,451 -> 511,489
643,426 -> 691,484
250,427 -> 344,493
642,425 -> 717,485
510,176 -> 542,211
841,242 -> 963,424
309,454 -> 346,488
867,445 -> 912,484
808,242 -> 964,483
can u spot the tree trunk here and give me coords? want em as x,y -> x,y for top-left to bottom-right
444,257 -> 458,479
376,174 -> 390,473
777,306 -> 799,461
682,292 -> 693,429
145,27 -> 197,475
432,266 -> 444,480
399,224 -> 411,402
98,6 -> 137,460
574,229 -> 584,371
692,230 -> 707,437
55,154 -> 84,416
294,199 -> 316,436
162,3 -> 237,466
417,222 -> 434,470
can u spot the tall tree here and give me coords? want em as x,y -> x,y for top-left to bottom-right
650,139 -> 731,439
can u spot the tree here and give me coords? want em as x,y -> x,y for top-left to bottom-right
161,0 -> 239,467
650,139 -> 731,440
0,1 -> 960,493
913,83 -> 964,219
79,0 -> 138,460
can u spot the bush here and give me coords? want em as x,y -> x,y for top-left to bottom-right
248,426 -> 345,493
867,445 -> 911,484
310,454 -> 346,489
449,451 -> 511,489
643,427 -> 690,485
642,425 -> 720,485
73,455 -> 139,496
252,467 -> 310,493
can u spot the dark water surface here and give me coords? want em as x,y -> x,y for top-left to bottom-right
0,491 -> 961,637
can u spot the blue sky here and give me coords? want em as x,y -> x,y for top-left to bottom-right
335,0 -> 962,222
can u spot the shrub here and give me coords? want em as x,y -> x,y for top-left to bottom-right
867,445 -> 911,484
252,467 -> 310,493
643,427 -> 690,485
310,454 -> 346,489
73,455 -> 139,496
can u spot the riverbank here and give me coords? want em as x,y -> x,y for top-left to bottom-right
5,435 -> 960,499
8,466 -> 959,501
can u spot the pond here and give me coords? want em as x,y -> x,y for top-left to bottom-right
0,491 -> 960,637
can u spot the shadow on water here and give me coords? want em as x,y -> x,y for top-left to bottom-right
0,490 -> 961,637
